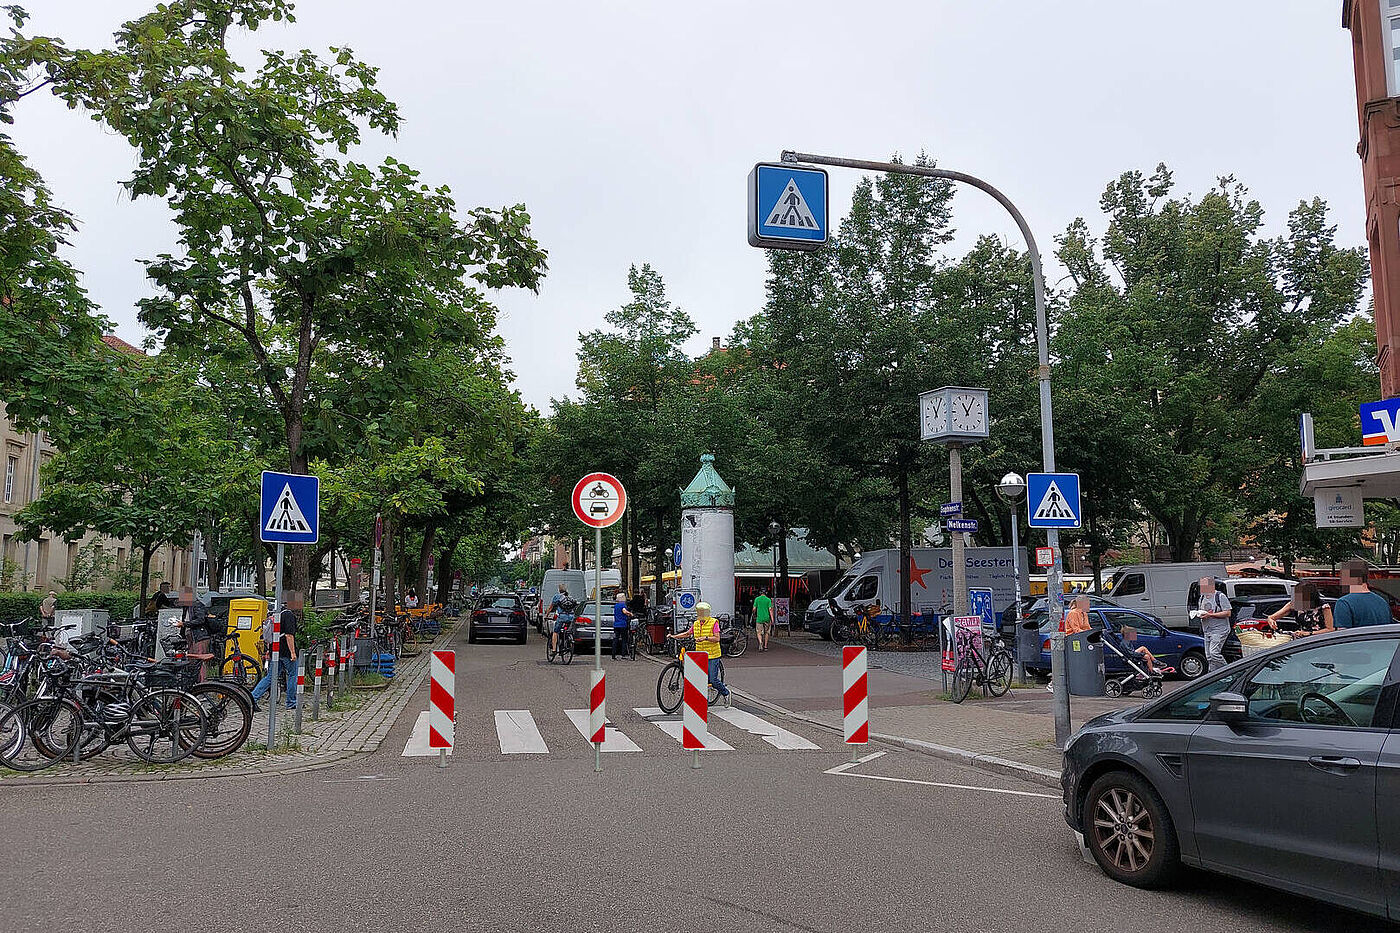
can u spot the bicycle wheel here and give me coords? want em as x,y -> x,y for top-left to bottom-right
186,682 -> 253,759
656,661 -> 684,714
0,697 -> 81,771
126,690 -> 208,765
628,629 -> 638,661
545,632 -> 558,663
951,654 -> 975,704
986,650 -> 1014,697
559,635 -> 574,666
830,618 -> 849,643
728,628 -> 748,658
222,654 -> 262,689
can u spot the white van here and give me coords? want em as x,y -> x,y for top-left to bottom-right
1102,562 -> 1228,628
803,547 -> 1027,639
538,570 -> 588,631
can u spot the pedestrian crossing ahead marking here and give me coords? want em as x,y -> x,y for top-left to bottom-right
766,179 -> 820,230
265,483 -> 312,534
403,707 -> 826,759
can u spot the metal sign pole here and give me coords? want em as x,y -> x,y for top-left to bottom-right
595,527 -> 603,771
1010,517 -> 1026,685
369,513 -> 380,641
777,149 -> 1068,744
267,542 -> 284,749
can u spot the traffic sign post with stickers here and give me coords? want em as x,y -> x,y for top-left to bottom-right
571,472 -> 627,772
259,471 -> 320,747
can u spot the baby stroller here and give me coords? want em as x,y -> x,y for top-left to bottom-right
1099,629 -> 1172,699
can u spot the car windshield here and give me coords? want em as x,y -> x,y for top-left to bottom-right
823,575 -> 855,601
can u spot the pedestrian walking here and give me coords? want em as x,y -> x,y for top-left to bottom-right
1060,594 -> 1092,635
1192,577 -> 1233,672
251,590 -> 301,711
1332,559 -> 1392,629
672,602 -> 730,706
611,595 -> 633,660
753,586 -> 775,652
39,590 -> 57,628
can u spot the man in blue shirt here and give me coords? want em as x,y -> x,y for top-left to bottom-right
1333,559 -> 1393,629
611,597 -> 634,660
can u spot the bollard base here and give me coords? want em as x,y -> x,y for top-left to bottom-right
691,750 -> 700,769
438,748 -> 447,769
594,743 -> 601,773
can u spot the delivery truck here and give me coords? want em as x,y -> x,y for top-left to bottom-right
803,547 -> 1028,640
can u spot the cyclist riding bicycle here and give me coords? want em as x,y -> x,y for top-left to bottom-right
547,584 -> 578,654
671,601 -> 730,707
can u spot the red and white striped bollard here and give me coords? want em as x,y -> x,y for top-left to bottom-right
429,649 -> 455,767
843,645 -> 869,761
589,670 -> 605,772
682,650 -> 708,769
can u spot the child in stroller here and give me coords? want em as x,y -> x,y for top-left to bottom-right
1100,625 -> 1174,699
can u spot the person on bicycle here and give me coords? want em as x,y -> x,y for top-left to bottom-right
672,601 -> 730,707
548,584 -> 577,654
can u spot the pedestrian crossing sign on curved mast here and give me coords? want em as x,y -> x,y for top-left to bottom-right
260,470 -> 320,544
1026,472 -> 1081,529
748,163 -> 828,251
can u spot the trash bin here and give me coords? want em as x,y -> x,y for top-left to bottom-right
1017,620 -> 1044,669
1066,630 -> 1106,697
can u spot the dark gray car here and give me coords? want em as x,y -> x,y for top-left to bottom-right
1062,625 -> 1400,920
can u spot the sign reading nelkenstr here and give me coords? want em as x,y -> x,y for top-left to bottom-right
571,472 -> 627,528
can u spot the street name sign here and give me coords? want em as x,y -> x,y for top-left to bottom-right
946,518 -> 978,533
748,163 -> 828,251
939,501 -> 962,518
1027,472 -> 1081,529
260,471 -> 320,544
571,473 -> 627,529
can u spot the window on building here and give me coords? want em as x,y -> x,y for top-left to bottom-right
3,456 -> 14,504
1387,1 -> 1400,97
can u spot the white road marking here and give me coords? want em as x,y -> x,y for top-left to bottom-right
712,707 -> 820,750
495,709 -> 549,754
402,711 -> 453,757
565,709 -> 642,752
824,750 -> 885,774
633,707 -> 734,750
826,757 -> 1059,800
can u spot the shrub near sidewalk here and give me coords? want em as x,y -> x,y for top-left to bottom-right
0,591 -> 139,623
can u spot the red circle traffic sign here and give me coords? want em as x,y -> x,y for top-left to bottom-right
572,472 -> 627,528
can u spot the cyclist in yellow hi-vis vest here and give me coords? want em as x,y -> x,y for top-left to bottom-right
672,601 -> 730,706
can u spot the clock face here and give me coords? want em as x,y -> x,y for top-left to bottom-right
921,393 -> 947,438
951,392 -> 986,435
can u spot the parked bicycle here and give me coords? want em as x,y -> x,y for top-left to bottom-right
950,622 -> 1014,703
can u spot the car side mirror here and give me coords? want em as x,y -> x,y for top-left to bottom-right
1208,692 -> 1248,722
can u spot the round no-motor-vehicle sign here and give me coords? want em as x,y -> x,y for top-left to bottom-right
572,472 -> 627,528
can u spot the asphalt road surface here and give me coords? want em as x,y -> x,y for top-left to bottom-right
0,627 -> 1387,933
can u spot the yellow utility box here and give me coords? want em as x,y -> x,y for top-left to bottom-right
226,597 -> 268,664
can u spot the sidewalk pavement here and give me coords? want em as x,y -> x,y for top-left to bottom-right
0,622 -> 458,787
724,635 -> 1133,787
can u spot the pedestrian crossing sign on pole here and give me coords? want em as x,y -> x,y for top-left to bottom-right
1026,472 -> 1082,529
748,163 -> 828,251
260,471 -> 320,544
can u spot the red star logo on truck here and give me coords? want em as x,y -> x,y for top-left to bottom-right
910,557 -> 932,589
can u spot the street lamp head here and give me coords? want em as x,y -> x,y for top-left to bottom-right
768,520 -> 781,537
996,472 -> 1027,503
664,547 -> 673,559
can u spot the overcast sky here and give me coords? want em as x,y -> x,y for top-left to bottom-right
12,1 -> 1363,410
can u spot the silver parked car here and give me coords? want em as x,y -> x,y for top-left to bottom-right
1062,625 -> 1400,920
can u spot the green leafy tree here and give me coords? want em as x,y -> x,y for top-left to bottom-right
22,0 -> 547,592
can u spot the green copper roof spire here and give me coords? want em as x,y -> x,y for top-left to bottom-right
679,453 -> 735,509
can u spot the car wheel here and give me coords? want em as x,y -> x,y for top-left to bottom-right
1178,650 -> 1205,680
1083,771 -> 1180,889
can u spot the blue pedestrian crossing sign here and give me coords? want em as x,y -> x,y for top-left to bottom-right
260,471 -> 320,544
1027,472 -> 1081,529
748,163 -> 828,251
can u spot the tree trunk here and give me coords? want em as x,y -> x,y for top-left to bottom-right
416,525 -> 437,597
619,511 -> 630,595
436,536 -> 459,600
139,543 -> 153,614
630,520 -> 641,594
898,466 -> 912,630
382,513 -> 397,614
778,527 -> 790,599
653,510 -> 666,607
251,513 -> 267,597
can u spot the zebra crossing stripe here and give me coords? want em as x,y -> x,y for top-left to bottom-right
495,710 -> 548,754
712,707 -> 820,750
634,707 -> 734,751
564,709 -> 642,752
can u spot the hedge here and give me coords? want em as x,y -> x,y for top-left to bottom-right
0,591 -> 140,624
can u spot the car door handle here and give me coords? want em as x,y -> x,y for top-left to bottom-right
1308,756 -> 1362,773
